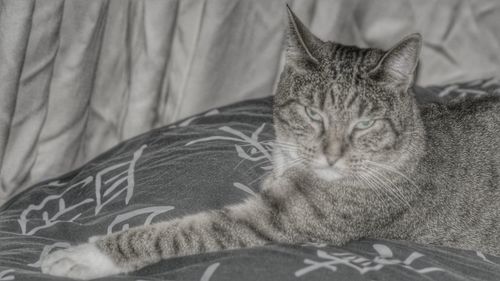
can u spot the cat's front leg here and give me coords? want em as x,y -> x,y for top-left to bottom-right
41,196 -> 289,280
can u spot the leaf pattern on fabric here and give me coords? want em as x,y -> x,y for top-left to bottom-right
435,77 -> 500,100
0,270 -> 14,281
186,123 -> 273,195
200,263 -> 220,281
95,145 -> 147,215
233,183 -> 257,197
186,123 -> 272,165
107,206 -> 174,234
18,177 -> 93,235
477,251 -> 498,265
178,109 -> 220,128
295,244 -> 445,276
17,145 -> 148,235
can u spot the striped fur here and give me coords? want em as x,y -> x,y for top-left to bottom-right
41,8 -> 500,280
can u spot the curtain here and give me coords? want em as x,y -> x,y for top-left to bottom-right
0,0 -> 499,205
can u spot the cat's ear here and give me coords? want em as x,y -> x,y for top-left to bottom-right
285,5 -> 322,72
369,33 -> 422,89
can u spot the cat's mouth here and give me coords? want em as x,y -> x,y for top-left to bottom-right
309,155 -> 348,181
312,166 -> 344,181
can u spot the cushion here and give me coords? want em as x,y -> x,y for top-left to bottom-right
1,77 -> 500,281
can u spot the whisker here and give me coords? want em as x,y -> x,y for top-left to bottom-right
242,159 -> 274,173
360,167 -> 403,207
272,144 -> 300,151
363,166 -> 410,207
272,158 -> 304,174
364,165 -> 408,199
248,170 -> 273,186
270,140 -> 300,147
234,157 -> 249,170
244,157 -> 304,187
273,146 -> 299,152
249,159 -> 299,186
362,171 -> 399,206
365,160 -> 419,191
355,173 -> 386,207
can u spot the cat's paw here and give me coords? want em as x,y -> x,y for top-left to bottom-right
41,243 -> 122,280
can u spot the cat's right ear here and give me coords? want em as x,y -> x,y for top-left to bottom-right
368,33 -> 422,90
285,5 -> 322,72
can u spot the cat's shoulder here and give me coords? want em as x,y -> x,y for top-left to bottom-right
419,94 -> 500,119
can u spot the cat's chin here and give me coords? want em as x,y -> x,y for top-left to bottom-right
313,167 -> 343,182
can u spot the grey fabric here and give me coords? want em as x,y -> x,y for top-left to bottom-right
0,79 -> 500,280
1,0 -> 500,205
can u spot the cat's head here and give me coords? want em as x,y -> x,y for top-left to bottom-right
273,7 -> 424,183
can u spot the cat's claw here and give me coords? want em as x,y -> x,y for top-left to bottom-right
41,243 -> 122,280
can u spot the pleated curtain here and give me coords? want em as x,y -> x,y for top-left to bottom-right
0,0 -> 499,205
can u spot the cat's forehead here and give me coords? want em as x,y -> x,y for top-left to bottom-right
294,72 -> 383,106
319,42 -> 384,78
290,74 -> 390,122
278,42 -> 398,117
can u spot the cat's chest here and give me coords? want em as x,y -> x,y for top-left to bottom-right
316,189 -> 395,226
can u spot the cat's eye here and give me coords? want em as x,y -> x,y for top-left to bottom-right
305,107 -> 322,122
354,119 -> 375,130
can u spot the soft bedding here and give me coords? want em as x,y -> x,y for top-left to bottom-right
1,78 -> 500,281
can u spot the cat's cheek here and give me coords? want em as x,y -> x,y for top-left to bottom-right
373,131 -> 397,152
353,130 -> 396,153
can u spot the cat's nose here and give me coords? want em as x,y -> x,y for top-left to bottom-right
326,155 -> 340,166
323,141 -> 343,166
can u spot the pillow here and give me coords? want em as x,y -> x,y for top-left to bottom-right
1,77 -> 500,281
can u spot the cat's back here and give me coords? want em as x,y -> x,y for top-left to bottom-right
419,95 -> 500,185
419,95 -> 500,157
413,95 -> 500,251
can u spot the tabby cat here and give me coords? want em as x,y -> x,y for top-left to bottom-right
41,7 -> 500,280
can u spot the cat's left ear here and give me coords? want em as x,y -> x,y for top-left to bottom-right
369,33 -> 422,90
285,5 -> 322,72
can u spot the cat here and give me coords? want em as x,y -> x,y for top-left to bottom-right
41,6 -> 500,280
